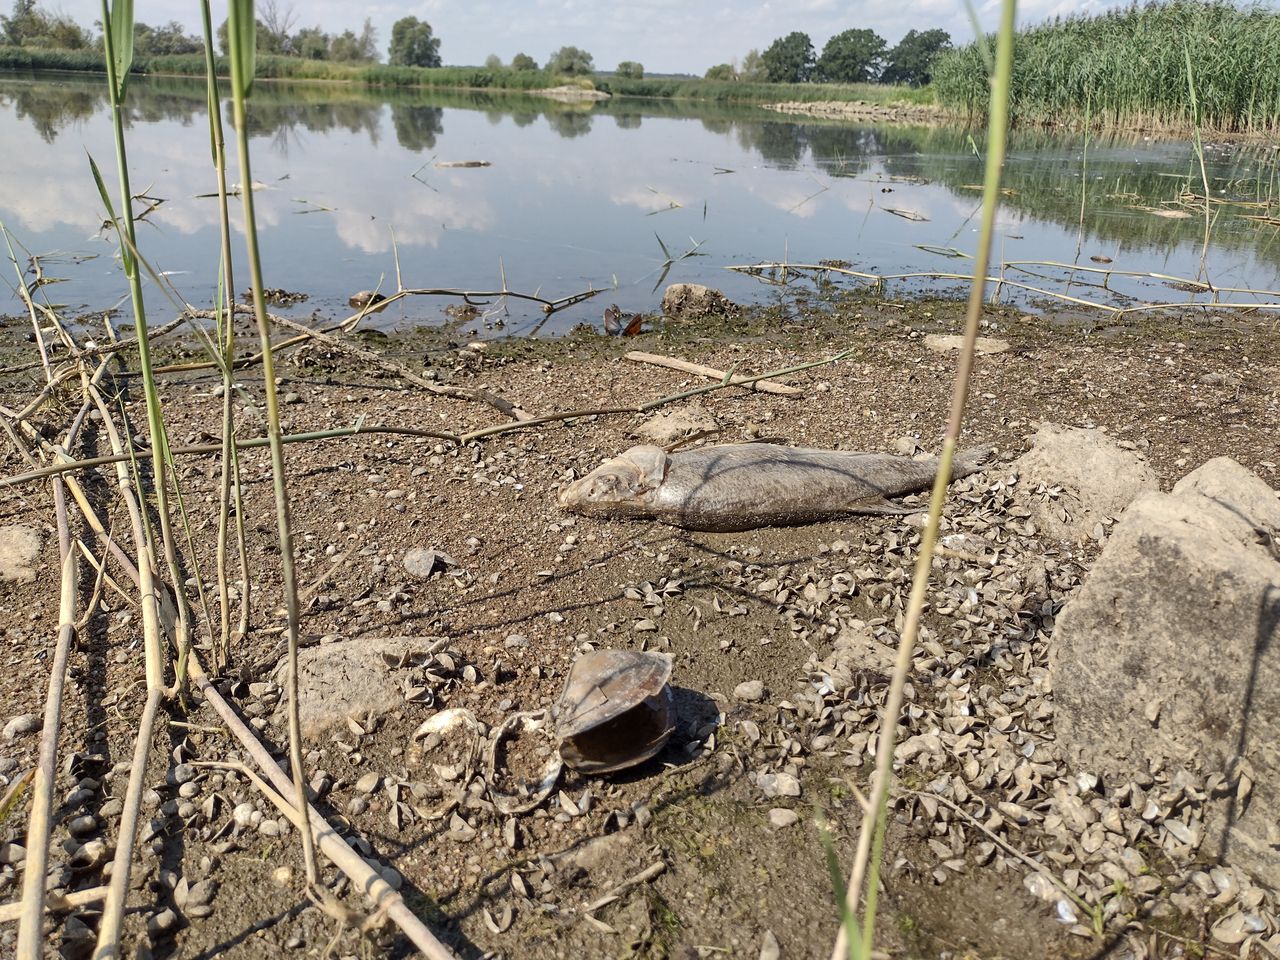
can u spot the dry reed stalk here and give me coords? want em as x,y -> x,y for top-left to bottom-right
182,661 -> 457,958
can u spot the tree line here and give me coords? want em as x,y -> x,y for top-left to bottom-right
2,1 -> 944,86
706,28 -> 951,86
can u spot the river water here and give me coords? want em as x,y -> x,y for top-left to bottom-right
3,72 -> 1279,334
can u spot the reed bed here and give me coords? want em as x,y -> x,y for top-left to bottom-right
933,0 -> 1280,133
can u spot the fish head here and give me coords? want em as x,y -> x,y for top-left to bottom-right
558,445 -> 668,518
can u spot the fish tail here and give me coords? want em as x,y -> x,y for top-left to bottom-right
950,444 -> 997,478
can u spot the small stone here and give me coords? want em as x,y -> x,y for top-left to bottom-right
258,819 -> 282,837
355,772 -> 381,794
0,842 -> 26,864
759,929 -> 781,960
3,714 -> 40,740
767,808 -> 800,829
0,525 -> 41,583
272,866 -> 293,887
734,680 -> 766,703
170,763 -> 196,786
757,773 -> 801,798
232,802 -> 255,829
67,815 -> 97,838
146,908 -> 178,937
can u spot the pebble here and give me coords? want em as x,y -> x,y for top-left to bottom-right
757,773 -> 801,799
734,680 -> 766,702
3,715 -> 39,740
0,843 -> 25,865
355,772 -> 381,794
67,815 -> 97,838
767,808 -> 800,829
147,908 -> 178,937
232,802 -> 256,829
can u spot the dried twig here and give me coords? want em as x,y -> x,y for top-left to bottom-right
624,350 -> 802,395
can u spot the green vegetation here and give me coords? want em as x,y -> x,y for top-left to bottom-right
881,28 -> 950,86
546,44 -> 593,76
615,59 -> 643,79
762,30 -> 815,83
816,28 -> 885,83
388,15 -> 440,68
932,0 -> 1280,132
597,74 -> 933,105
1,0 -> 90,48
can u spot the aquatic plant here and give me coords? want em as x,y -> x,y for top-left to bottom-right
933,0 -> 1280,132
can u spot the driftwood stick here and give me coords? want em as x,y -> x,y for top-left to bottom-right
624,350 -> 802,396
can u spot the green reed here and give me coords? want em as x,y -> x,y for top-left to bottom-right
933,0 -> 1280,132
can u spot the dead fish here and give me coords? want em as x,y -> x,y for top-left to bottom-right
558,442 -> 994,532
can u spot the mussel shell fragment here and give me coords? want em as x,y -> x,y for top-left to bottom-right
409,708 -> 481,818
487,711 -> 563,815
554,650 -> 675,774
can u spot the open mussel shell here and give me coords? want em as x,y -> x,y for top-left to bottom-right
487,711 -> 563,815
554,650 -> 675,774
409,708 -> 481,818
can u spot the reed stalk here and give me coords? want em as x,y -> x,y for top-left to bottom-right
92,0 -> 175,694
830,0 -> 1017,956
225,0 -> 317,885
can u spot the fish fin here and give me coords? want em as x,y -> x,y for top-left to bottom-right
851,496 -> 925,516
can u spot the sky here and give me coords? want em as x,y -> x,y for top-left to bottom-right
46,0 -> 1119,74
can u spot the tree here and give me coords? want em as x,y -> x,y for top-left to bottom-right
616,60 -> 643,79
881,28 -> 951,85
388,16 -> 440,68
2,0 -> 90,49
761,32 -> 815,83
546,45 -> 593,76
816,28 -> 886,83
739,49 -> 766,81
258,0 -> 298,53
704,63 -> 735,81
292,25 -> 329,60
330,19 -> 377,62
134,21 -> 201,57
510,52 -> 537,71
484,53 -> 503,70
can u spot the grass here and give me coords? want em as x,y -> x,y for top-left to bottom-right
933,0 -> 1280,133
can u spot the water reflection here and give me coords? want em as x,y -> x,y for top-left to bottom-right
3,72 -> 1278,333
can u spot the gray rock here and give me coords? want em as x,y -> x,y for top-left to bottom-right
760,929 -> 781,960
0,525 -> 41,584
733,680 -> 766,702
660,283 -> 737,320
1012,423 -> 1158,541
3,714 -> 40,740
767,808 -> 799,829
403,548 -> 459,579
280,636 -> 442,740
757,772 -> 801,798
1050,458 -> 1280,886
634,405 -> 719,446
923,333 -> 1009,355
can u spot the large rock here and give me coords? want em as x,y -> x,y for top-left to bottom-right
633,404 -> 719,446
1012,424 -> 1158,541
277,636 -> 443,739
1050,458 -> 1280,885
660,284 -> 737,320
